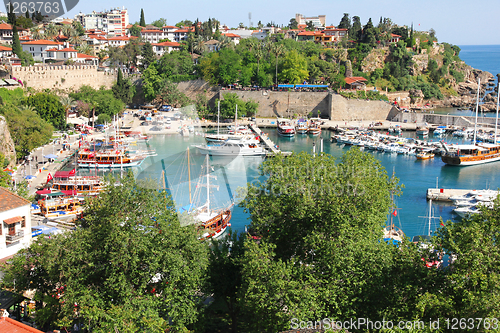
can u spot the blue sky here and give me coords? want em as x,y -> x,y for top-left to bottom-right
66,0 -> 500,45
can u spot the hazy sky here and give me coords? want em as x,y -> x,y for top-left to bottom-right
65,0 -> 500,45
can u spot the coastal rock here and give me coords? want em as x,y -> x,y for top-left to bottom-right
361,48 -> 388,73
410,54 -> 429,75
0,115 -> 17,167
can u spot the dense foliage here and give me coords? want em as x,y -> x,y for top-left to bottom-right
3,173 -> 208,332
70,85 -> 125,118
26,93 -> 66,130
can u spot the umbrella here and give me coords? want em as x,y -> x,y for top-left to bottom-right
44,154 -> 58,159
25,175 -> 36,180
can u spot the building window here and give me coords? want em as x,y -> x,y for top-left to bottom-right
21,217 -> 25,228
8,223 -> 15,235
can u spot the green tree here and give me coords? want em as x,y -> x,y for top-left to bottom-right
151,18 -> 167,28
141,65 -> 164,101
338,13 -> 351,30
72,20 -> 85,36
27,93 -> 66,130
288,18 -> 298,30
129,23 -> 142,37
216,92 -> 246,119
157,80 -> 191,107
2,172 -> 209,331
350,16 -> 362,42
141,41 -> 156,69
139,8 -> 146,27
112,69 -> 136,104
279,49 -> 308,84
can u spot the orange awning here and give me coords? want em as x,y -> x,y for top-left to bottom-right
3,216 -> 23,224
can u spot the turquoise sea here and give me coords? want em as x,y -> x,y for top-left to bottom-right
84,45 -> 500,241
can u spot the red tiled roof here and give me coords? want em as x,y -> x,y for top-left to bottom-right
223,33 -> 241,38
142,30 -> 164,33
162,25 -> 178,29
298,31 -> 316,36
21,39 -> 60,45
77,53 -> 97,58
0,316 -> 44,333
3,216 -> 23,224
0,46 -> 12,51
391,34 -> 401,38
108,36 -> 131,41
345,77 -> 368,85
152,41 -> 181,47
0,23 -> 12,30
53,47 -> 78,52
0,187 -> 30,213
175,29 -> 189,33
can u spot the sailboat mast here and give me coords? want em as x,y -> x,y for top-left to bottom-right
428,199 -> 432,237
187,147 -> 192,204
495,80 -> 499,144
217,100 -> 220,137
473,78 -> 480,145
235,104 -> 238,131
206,156 -> 210,213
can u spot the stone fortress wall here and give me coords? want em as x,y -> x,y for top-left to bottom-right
11,65 -> 116,91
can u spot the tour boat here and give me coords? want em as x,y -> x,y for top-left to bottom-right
441,78 -> 500,166
416,150 -> 435,160
308,118 -> 322,136
77,149 -> 147,168
45,170 -> 103,196
295,119 -> 308,134
37,195 -> 84,220
277,118 -> 295,137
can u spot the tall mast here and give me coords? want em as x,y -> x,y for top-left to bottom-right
217,100 -> 220,137
495,79 -> 499,144
206,156 -> 210,213
235,104 -> 238,131
473,78 -> 480,145
187,147 -> 191,204
428,199 -> 432,236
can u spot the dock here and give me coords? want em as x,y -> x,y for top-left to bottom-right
249,123 -> 292,157
426,188 -> 471,201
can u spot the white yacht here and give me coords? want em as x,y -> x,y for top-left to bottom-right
196,141 -> 266,156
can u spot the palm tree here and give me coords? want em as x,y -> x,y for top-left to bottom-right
68,30 -> 82,46
193,35 -> 205,54
18,105 -> 36,113
61,24 -> 73,38
59,96 -> 76,120
255,47 -> 263,82
217,35 -> 232,50
30,27 -> 43,40
76,42 -> 93,55
273,44 -> 285,85
44,24 -> 58,39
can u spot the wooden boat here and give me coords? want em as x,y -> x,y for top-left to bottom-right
277,118 -> 295,137
77,149 -> 147,168
295,120 -> 308,134
416,150 -> 435,160
178,151 -> 232,241
383,185 -> 405,244
442,78 -> 500,166
48,170 -> 103,196
37,196 -> 84,220
308,118 -> 322,136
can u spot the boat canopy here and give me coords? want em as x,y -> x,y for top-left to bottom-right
277,84 -> 294,88
294,84 -> 329,88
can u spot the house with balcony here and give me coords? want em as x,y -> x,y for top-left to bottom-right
152,41 -> 181,57
322,28 -> 348,43
107,35 -> 137,47
0,23 -> 28,45
0,45 -> 12,58
390,34 -> 401,43
0,187 -> 32,262
21,39 -> 62,62
222,33 -> 241,45
297,31 -> 316,41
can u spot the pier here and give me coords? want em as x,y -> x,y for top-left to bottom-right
249,123 -> 292,156
426,188 -> 471,201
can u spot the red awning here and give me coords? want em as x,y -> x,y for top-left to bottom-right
36,189 -> 52,195
61,190 -> 78,196
54,171 -> 74,178
4,216 -> 23,224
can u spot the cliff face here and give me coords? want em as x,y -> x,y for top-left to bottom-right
0,115 -> 17,167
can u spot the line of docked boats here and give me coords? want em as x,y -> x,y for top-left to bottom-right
277,117 -> 323,137
450,189 -> 498,218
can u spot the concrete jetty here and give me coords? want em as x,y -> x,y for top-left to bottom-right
249,123 -> 292,157
426,188 -> 471,201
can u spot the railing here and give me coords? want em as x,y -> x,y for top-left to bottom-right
6,230 -> 24,243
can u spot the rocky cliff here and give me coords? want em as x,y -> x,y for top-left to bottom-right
0,115 -> 17,167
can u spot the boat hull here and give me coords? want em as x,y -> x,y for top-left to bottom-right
196,146 -> 266,156
441,154 -> 500,166
78,159 -> 145,168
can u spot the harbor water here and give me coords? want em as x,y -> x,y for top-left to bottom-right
108,127 -> 500,241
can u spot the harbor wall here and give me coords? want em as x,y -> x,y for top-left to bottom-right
11,65 -> 116,91
393,112 -> 498,128
219,90 -> 394,121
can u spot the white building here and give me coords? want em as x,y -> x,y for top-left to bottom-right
21,39 -> 62,62
152,41 -> 181,57
140,26 -> 189,44
75,7 -> 129,37
295,13 -> 326,29
0,187 -> 32,261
